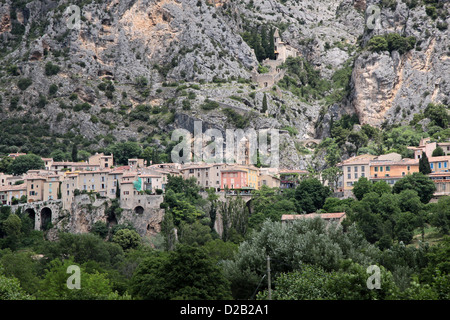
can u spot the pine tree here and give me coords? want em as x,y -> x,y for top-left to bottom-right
268,27 -> 275,60
251,30 -> 265,62
261,93 -> 268,114
71,144 -> 78,162
260,25 -> 269,60
419,152 -> 431,174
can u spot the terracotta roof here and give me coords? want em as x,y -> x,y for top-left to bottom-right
0,184 -> 27,192
370,159 -> 419,166
338,154 -> 377,166
428,156 -> 450,162
24,175 -> 46,180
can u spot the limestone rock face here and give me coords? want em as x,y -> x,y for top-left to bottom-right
348,0 -> 449,127
0,0 -> 448,171
54,195 -> 165,240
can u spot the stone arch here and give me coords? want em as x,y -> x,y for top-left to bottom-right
134,206 -> 144,214
245,199 -> 253,215
24,208 -> 36,230
40,207 -> 52,231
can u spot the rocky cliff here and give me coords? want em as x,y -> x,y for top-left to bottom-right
0,0 -> 448,168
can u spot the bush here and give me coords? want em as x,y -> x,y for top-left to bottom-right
45,62 -> 60,76
17,78 -> 32,91
48,84 -> 58,95
201,99 -> 219,111
223,108 -> 249,129
368,36 -> 388,53
73,102 -> 91,112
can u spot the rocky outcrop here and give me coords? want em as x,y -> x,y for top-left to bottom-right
348,0 -> 449,127
54,194 -> 165,240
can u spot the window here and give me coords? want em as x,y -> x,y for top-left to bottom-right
375,167 -> 378,172
361,173 -> 365,177
438,162 -> 442,169
361,166 -> 365,172
445,162 -> 448,168
354,173 -> 358,179
386,166 -> 390,171
431,163 -> 434,169
354,166 -> 358,172
402,172 -> 405,176
347,167 -> 351,172
407,166 -> 410,171
374,174 -> 378,178
347,174 -> 351,179
380,167 -> 383,172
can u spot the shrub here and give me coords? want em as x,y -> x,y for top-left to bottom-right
45,62 -> 60,76
201,99 -> 219,111
49,84 -> 58,95
17,78 -> 32,91
73,102 -> 91,112
368,36 -> 388,53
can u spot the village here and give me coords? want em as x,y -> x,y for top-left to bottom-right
0,137 -> 449,219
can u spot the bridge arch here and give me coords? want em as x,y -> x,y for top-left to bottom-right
24,208 -> 36,230
40,207 -> 52,231
134,206 -> 144,214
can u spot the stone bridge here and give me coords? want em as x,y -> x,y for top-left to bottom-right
300,139 -> 322,147
10,200 -> 63,231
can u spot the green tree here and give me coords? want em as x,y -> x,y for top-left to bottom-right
2,214 -> 22,250
430,196 -> 450,235
0,266 -> 34,300
0,250 -> 40,294
424,103 -> 449,128
45,62 -> 60,76
248,186 -> 296,230
36,259 -> 118,300
71,144 -> 78,162
392,172 -> 436,204
261,93 -> 268,114
368,35 -> 388,52
17,78 -> 32,91
90,221 -> 109,239
112,229 -> 141,251
40,232 -> 124,268
0,157 -> 14,173
7,154 -> 45,175
295,178 -> 331,213
178,221 -> 213,246
223,218 -> 378,299
257,265 -> 337,300
131,245 -> 232,300
352,177 -> 372,201
432,147 -> 444,157
419,152 -> 431,174
371,180 -> 392,196
107,141 -> 142,166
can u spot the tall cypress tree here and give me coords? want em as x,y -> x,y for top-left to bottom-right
71,144 -> 78,162
260,25 -> 269,60
268,27 -> 275,59
261,93 -> 268,114
419,151 -> 431,174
